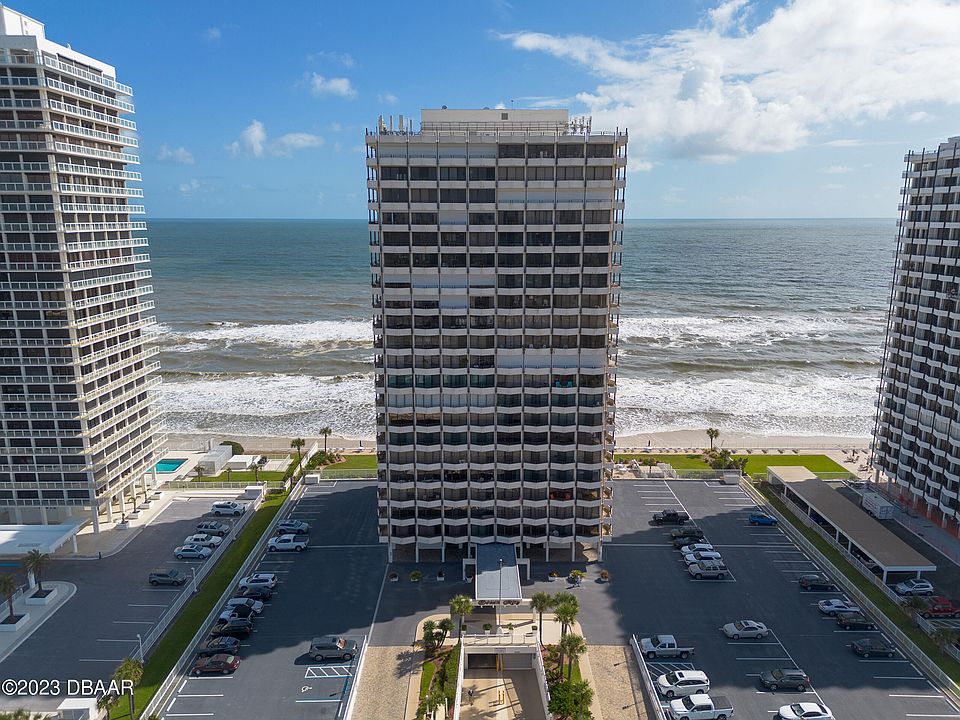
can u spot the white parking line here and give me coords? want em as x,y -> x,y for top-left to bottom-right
165,714 -> 215,717
892,695 -> 945,699
113,620 -> 154,625
179,694 -> 225,698
736,656 -> 792,661
78,658 -> 122,663
904,715 -> 960,718
97,638 -> 138,643
129,603 -> 167,608
860,659 -> 911,663
874,675 -> 927,680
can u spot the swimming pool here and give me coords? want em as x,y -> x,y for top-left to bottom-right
155,458 -> 187,473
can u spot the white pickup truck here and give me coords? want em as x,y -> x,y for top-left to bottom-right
640,634 -> 695,659
667,694 -> 733,720
267,534 -> 308,552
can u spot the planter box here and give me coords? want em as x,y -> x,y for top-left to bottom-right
388,574 -> 399,583
0,613 -> 30,632
25,587 -> 57,606
127,511 -> 141,520
115,521 -> 130,530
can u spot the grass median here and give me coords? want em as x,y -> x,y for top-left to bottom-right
758,483 -> 960,683
112,489 -> 290,719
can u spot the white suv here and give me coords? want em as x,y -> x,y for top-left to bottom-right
894,579 -> 934,596
211,500 -> 246,517
656,670 -> 710,698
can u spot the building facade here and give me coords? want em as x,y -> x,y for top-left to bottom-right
873,135 -> 960,524
366,108 -> 624,561
0,7 -> 162,531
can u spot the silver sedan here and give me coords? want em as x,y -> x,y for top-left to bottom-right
721,619 -> 769,639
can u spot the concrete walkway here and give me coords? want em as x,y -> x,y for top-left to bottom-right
0,581 -> 75,663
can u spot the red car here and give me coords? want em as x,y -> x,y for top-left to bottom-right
191,653 -> 240,676
917,596 -> 960,619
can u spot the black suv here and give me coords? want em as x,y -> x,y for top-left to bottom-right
148,569 -> 184,586
196,636 -> 240,657
760,668 -> 811,691
851,637 -> 896,658
196,520 -> 231,537
799,573 -> 836,592
836,611 -> 876,630
237,586 -> 273,601
670,526 -> 705,541
653,509 -> 690,525
210,618 -> 253,639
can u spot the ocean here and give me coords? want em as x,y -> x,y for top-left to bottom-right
149,218 -> 894,440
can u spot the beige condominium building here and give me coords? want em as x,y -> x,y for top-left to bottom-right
873,135 -> 960,525
366,108 -> 624,562
0,7 -> 162,532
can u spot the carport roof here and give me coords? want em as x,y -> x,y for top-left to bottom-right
475,542 -> 522,603
771,467 -> 935,573
0,520 -> 80,556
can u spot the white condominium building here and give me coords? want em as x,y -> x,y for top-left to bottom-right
873,135 -> 960,524
366,108 -> 625,562
0,7 -> 162,531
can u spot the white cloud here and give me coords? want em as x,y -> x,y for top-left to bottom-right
628,158 -> 653,172
204,27 -> 221,42
907,110 -> 934,122
227,122 -> 324,158
818,183 -> 846,191
157,144 -> 194,164
821,165 -> 851,174
306,73 -> 356,98
377,92 -> 399,105
308,51 -> 355,67
179,179 -> 201,194
227,120 -> 267,157
661,186 -> 685,204
329,122 -> 343,132
500,0 -> 960,164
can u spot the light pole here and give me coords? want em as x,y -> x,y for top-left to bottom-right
136,633 -> 143,661
497,558 -> 503,629
192,566 -> 198,594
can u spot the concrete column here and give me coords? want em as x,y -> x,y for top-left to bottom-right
441,543 -> 446,562
71,534 -> 78,553
545,544 -> 550,562
91,506 -> 100,535
26,570 -> 35,589
570,541 -> 575,562
415,543 -> 420,563
106,497 -> 114,523
39,505 -> 48,524
387,540 -> 394,563
12,506 -> 22,523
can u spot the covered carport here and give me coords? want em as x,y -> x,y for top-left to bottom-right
768,466 -> 936,582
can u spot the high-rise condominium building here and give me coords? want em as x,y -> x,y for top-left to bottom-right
366,108 -> 625,562
873,135 -> 960,524
0,7 -> 161,531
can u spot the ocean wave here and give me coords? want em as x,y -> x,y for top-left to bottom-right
157,319 -> 372,349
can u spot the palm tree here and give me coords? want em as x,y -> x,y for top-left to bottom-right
449,594 -> 474,639
553,593 -> 580,639
530,591 -> 552,645
559,633 -> 587,680
422,619 -> 438,652
932,628 -> 959,653
0,711 -> 45,720
319,427 -> 333,454
290,438 -> 306,468
0,573 -> 16,623
436,618 -> 453,647
23,549 -> 47,595
195,464 -> 207,481
113,657 -> 144,719
568,679 -> 595,720
706,427 -> 720,451
422,683 -> 446,719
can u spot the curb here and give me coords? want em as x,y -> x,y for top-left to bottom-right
0,581 -> 76,664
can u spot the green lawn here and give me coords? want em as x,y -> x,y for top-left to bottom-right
614,452 -> 847,475
326,454 -> 377,470
113,490 -> 290,719
194,469 -> 287,483
759,484 -> 960,682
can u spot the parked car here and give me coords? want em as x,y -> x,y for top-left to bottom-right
749,512 -> 778,526
760,668 -> 810,691
836,611 -> 876,630
671,527 -> 706,541
799,574 -> 835,592
639,634 -> 695,659
679,543 -> 715,554
148,569 -> 184,586
174,544 -> 212,560
777,702 -> 833,720
689,560 -> 728,580
895,579 -> 935,597
238,573 -> 278,591
653,509 -> 690,525
183,533 -> 222,549
210,618 -> 254,639
237,586 -> 273,601
817,599 -> 860,616
666,694 -> 733,720
219,604 -> 256,621
267,534 -> 308,552
915,596 -> 960,619
721,620 -> 768,639
684,551 -> 723,566
211,500 -> 246,517
309,636 -> 359,661
195,636 -> 240,657
225,597 -> 264,614
656,670 -> 710,698
276,519 -> 310,535
196,520 -> 232,536
850,637 -> 897,658
191,653 -> 240,676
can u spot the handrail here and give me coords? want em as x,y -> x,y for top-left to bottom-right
629,634 -> 667,720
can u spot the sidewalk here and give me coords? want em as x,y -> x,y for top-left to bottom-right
0,581 -> 75,663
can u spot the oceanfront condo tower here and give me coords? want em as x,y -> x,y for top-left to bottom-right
366,108 -> 625,562
0,8 -> 161,531
873,135 -> 960,526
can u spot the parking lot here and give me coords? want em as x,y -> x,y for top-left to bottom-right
158,480 -> 388,720
538,479 -> 960,720
0,493 -> 241,713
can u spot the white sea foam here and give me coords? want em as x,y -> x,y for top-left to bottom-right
180,319 -> 371,347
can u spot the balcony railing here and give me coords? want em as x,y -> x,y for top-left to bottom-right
47,98 -> 136,130
43,55 -> 133,96
44,77 -> 134,112
54,141 -> 139,164
57,163 -> 142,181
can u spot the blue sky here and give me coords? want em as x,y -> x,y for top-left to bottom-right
17,0 -> 960,219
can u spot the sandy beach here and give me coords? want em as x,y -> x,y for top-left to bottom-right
166,428 -> 870,454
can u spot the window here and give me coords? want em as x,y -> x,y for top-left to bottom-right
381,188 -> 408,203
586,143 -> 614,158
410,166 -> 437,181
557,210 -> 581,224
498,231 -> 523,246
526,210 -> 553,225
469,167 -> 495,181
527,166 -> 554,181
586,165 -> 613,180
528,144 -> 555,158
382,212 -> 408,225
585,209 -> 611,224
557,144 -> 584,158
469,212 -> 495,225
440,188 -> 466,203
498,144 -> 524,159
410,212 -> 437,225
498,210 -> 523,225
410,187 -> 437,203
441,232 -> 466,246
439,166 -> 466,181
497,166 -> 525,181
557,166 -> 584,181
469,188 -> 495,203
381,167 -> 408,180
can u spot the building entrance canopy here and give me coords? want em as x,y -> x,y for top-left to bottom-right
475,542 -> 523,605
